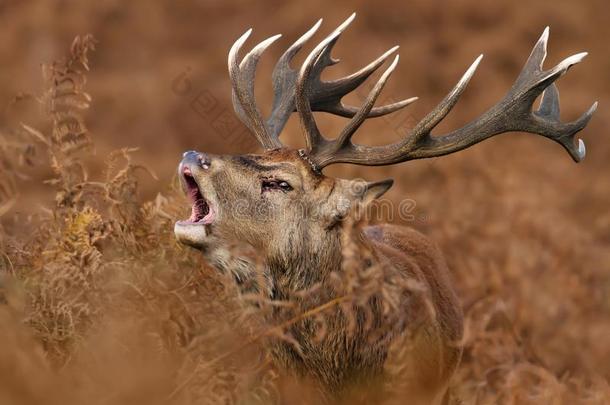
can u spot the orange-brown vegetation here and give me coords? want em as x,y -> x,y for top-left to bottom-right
0,1 -> 608,404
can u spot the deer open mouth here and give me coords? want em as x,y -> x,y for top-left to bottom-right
179,169 -> 215,226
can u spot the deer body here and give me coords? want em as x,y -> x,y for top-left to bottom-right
269,225 -> 463,401
174,14 -> 594,403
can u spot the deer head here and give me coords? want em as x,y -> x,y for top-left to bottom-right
174,13 -> 596,263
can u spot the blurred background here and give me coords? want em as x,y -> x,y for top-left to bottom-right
0,0 -> 608,401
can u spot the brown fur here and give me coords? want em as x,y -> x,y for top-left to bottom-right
174,148 -> 463,403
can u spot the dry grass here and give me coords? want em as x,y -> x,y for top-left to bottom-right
1,1 -> 609,404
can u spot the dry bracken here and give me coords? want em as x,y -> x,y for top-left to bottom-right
0,25 -> 608,405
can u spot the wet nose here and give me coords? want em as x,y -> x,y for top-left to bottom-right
181,150 -> 211,170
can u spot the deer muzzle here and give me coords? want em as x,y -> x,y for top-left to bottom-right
175,151 -> 216,248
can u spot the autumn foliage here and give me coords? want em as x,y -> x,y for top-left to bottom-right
1,1 -> 609,403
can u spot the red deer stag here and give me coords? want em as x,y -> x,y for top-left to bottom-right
174,14 -> 596,404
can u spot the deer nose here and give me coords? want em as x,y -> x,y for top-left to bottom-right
181,150 -> 211,170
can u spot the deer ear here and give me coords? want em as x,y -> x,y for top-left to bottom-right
358,178 -> 394,205
322,179 -> 393,228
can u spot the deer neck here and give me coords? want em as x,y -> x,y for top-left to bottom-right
266,225 -> 344,301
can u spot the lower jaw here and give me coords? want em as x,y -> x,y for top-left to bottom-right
174,221 -> 211,248
176,219 -> 211,226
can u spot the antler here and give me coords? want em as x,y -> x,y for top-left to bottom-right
229,14 -> 596,171
228,13 -> 416,150
300,19 -> 596,169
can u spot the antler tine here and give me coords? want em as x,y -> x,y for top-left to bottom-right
296,13 -> 357,152
332,97 -> 418,118
338,55 -> 402,144
229,29 -> 283,150
406,55 -> 483,148
313,55 -> 401,166
308,44 -> 417,118
228,29 -> 252,130
267,19 -> 323,138
309,27 -> 596,168
515,26 -> 549,87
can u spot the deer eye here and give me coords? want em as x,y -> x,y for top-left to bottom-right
262,179 -> 293,193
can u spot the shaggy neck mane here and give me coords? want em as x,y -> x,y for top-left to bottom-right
266,225 -> 345,301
